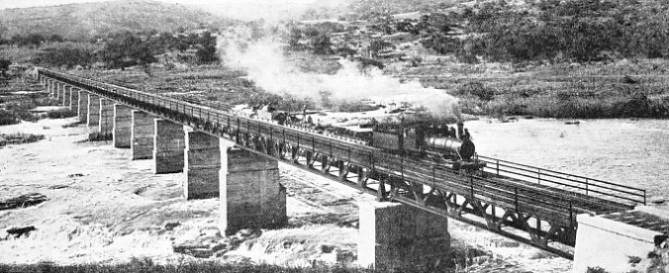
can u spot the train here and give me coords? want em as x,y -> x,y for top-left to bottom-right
250,105 -> 486,174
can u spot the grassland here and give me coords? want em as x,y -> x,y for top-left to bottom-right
391,58 -> 669,119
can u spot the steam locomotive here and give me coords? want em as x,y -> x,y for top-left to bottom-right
367,117 -> 486,173
251,106 -> 485,173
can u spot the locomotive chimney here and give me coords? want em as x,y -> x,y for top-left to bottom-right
457,122 -> 464,140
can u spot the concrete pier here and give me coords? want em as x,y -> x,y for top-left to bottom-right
77,90 -> 88,123
358,202 -> 451,270
574,206 -> 669,273
183,130 -> 221,199
62,86 -> 70,107
69,87 -> 78,111
99,98 -> 114,139
153,119 -> 185,174
87,94 -> 100,130
113,104 -> 132,148
220,148 -> 287,235
131,111 -> 155,160
56,83 -> 62,100
48,80 -> 55,97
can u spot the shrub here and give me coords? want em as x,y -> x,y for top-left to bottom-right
46,108 -> 77,119
0,133 -> 45,147
0,109 -> 19,125
458,81 -> 495,101
586,266 -> 610,273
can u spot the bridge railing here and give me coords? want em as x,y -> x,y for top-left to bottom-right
478,155 -> 646,206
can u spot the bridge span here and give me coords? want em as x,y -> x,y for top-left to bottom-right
36,69 -> 647,266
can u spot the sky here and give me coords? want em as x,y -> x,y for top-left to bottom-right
0,0 -> 342,21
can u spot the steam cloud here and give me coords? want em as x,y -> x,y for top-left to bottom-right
218,25 -> 463,122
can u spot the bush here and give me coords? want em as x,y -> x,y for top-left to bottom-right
46,108 -> 77,119
458,81 -> 495,101
586,266 -> 609,273
0,133 -> 45,147
0,109 -> 19,125
3,101 -> 39,123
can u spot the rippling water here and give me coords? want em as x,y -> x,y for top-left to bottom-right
466,118 -> 669,205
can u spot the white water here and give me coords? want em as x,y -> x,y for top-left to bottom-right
466,118 -> 669,205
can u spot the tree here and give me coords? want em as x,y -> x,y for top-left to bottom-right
100,31 -> 158,72
195,31 -> 219,64
0,59 -> 10,77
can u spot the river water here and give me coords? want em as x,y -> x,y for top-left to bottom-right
465,118 -> 669,206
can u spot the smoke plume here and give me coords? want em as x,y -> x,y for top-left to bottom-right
218,25 -> 463,122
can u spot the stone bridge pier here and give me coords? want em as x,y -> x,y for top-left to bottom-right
69,87 -> 79,112
130,111 -> 155,159
77,90 -> 88,123
62,85 -> 71,108
153,119 -> 185,174
358,202 -> 451,270
219,147 -> 287,235
113,104 -> 132,148
99,98 -> 114,139
87,94 -> 100,130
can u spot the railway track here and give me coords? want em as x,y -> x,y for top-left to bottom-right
38,68 -> 646,259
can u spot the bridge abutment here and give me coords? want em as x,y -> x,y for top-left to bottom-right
220,148 -> 287,235
87,94 -> 100,129
113,104 -> 132,148
183,130 -> 221,199
358,201 -> 451,270
152,119 -> 185,174
131,111 -> 155,160
574,206 -> 669,273
77,90 -> 88,123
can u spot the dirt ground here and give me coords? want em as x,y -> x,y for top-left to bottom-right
0,117 -> 571,272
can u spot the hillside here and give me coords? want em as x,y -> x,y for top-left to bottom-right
0,0 -> 232,39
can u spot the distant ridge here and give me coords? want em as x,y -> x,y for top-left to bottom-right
0,0 -> 232,39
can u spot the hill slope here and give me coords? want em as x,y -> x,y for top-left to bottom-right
0,0 -> 232,39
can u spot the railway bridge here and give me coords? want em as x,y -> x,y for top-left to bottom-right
35,69 -> 661,270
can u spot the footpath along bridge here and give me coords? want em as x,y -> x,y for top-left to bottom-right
36,68 -> 648,267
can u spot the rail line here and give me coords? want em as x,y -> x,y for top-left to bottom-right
38,69 -> 646,259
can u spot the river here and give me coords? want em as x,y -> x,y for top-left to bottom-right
466,118 -> 669,206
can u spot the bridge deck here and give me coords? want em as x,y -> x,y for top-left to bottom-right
38,69 -> 646,259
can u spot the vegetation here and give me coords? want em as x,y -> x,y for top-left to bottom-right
359,0 -> 669,64
0,259 -> 377,273
0,133 -> 45,147
3,30 -> 220,74
0,109 -> 19,125
0,0 -> 231,40
0,59 -> 10,77
46,108 -> 77,119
